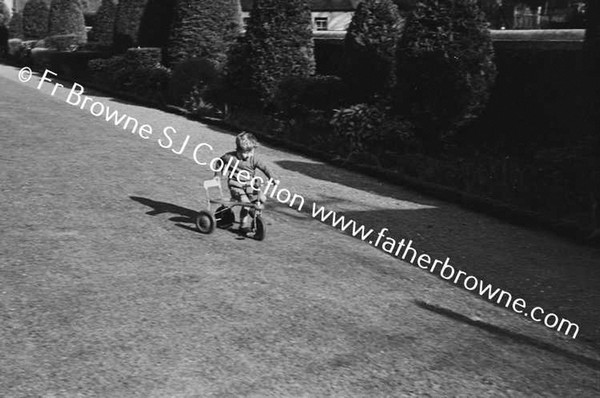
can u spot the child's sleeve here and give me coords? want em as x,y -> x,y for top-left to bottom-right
254,157 -> 277,181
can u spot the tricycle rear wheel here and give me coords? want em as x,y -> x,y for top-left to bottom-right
196,210 -> 216,234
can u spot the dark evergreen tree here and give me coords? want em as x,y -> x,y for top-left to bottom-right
166,0 -> 242,66
22,0 -> 50,40
138,0 -> 176,49
395,0 -> 496,149
226,0 -> 315,107
8,10 -> 24,39
48,0 -> 87,40
342,0 -> 403,102
113,0 -> 148,50
92,0 -> 117,47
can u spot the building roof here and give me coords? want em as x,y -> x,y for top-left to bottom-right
241,0 -> 359,12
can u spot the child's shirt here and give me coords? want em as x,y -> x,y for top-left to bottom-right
219,151 -> 275,188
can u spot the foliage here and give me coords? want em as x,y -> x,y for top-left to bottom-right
138,0 -> 176,50
166,0 -> 241,67
113,0 -> 148,51
225,0 -> 315,108
273,75 -> 348,118
184,85 -> 221,118
331,103 -> 414,154
395,0 -> 496,148
48,0 -> 87,42
342,0 -> 404,102
393,0 -> 418,15
7,38 -> 36,65
89,47 -> 171,103
44,33 -> 84,51
23,0 -> 50,40
167,57 -> 219,107
91,0 -> 117,47
8,11 -> 23,39
0,1 -> 11,28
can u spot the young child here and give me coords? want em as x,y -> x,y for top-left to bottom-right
217,132 -> 277,231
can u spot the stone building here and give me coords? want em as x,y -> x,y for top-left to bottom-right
241,0 -> 359,31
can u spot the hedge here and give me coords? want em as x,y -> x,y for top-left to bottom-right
8,11 -> 23,39
395,0 -> 496,149
166,0 -> 241,67
48,0 -> 87,42
226,0 -> 315,108
113,0 -> 148,51
23,0 -> 50,40
91,0 -> 117,47
138,0 -> 176,50
342,0 -> 403,102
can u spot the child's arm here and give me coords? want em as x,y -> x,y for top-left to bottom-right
254,157 -> 277,182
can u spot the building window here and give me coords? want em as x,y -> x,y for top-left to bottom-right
314,17 -> 328,31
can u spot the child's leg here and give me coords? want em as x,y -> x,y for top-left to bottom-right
238,194 -> 252,230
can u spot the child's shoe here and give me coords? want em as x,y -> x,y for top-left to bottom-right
239,215 -> 252,233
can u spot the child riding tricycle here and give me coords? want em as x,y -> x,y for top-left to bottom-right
195,132 -> 277,241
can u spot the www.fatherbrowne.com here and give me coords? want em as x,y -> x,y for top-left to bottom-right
311,203 -> 580,339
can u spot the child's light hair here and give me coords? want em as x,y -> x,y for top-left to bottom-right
236,132 -> 258,152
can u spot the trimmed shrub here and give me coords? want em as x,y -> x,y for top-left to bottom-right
273,75 -> 348,118
48,0 -> 87,42
167,57 -> 219,106
89,47 -> 171,103
91,0 -> 117,47
331,103 -> 387,153
113,0 -> 148,51
45,33 -> 83,51
138,0 -> 176,50
331,102 -> 415,156
166,0 -> 241,67
8,11 -> 23,39
395,0 -> 496,148
226,0 -> 315,108
342,0 -> 403,102
23,0 -> 50,40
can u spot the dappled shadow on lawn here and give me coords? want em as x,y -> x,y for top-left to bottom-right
274,160 -> 600,350
415,300 -> 600,371
276,159 -> 434,205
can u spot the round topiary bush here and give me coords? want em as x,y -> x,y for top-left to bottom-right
48,0 -> 87,42
113,0 -> 148,51
342,0 -> 404,102
166,0 -> 241,67
395,0 -> 496,148
23,0 -> 50,40
225,0 -> 315,108
92,0 -> 117,47
168,57 -> 219,106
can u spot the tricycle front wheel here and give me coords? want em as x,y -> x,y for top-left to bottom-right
253,216 -> 266,241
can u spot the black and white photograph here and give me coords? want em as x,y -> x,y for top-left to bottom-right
1,0 -> 599,396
